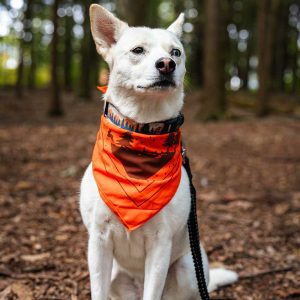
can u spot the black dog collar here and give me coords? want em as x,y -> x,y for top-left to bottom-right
104,102 -> 184,135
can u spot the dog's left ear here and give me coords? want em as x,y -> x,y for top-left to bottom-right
167,13 -> 185,38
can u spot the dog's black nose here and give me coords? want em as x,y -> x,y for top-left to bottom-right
155,58 -> 176,74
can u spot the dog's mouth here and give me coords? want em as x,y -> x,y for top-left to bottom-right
137,79 -> 176,90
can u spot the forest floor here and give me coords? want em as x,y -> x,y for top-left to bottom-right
0,90 -> 299,300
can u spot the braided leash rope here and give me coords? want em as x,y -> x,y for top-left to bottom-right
183,155 -> 210,300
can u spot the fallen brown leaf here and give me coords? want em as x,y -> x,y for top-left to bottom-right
20,252 -> 50,263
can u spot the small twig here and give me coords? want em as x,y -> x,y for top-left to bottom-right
77,271 -> 89,281
239,266 -> 293,280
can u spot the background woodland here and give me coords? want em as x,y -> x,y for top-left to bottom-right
0,0 -> 299,299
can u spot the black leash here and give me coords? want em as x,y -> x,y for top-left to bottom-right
182,154 -> 210,300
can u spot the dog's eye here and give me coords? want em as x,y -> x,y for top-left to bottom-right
171,48 -> 181,57
131,47 -> 145,55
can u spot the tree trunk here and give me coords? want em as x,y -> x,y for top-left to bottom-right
198,0 -> 226,121
25,0 -> 36,90
239,58 -> 248,90
256,0 -> 280,116
15,0 -> 36,95
79,0 -> 92,100
189,1 -> 204,86
273,1 -> 288,91
296,48 -> 300,96
240,48 -> 251,90
89,29 -> 100,87
146,0 -> 159,27
15,0 -> 34,98
256,0 -> 269,116
28,39 -> 36,89
190,34 -> 204,86
49,0 -> 63,116
174,0 -> 185,16
15,45 -> 24,99
116,0 -> 150,26
238,0 -> 256,90
64,10 -> 73,92
291,39 -> 298,94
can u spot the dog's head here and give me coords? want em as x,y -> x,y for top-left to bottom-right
90,4 -> 186,97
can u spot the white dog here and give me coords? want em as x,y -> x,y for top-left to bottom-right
80,4 -> 238,299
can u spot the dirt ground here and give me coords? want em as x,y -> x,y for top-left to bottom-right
0,90 -> 299,300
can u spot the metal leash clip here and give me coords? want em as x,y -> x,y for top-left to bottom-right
181,136 -> 187,164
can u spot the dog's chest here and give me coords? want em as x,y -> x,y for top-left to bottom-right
112,230 -> 148,271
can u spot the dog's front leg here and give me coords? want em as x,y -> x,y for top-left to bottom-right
143,238 -> 172,300
88,230 -> 113,300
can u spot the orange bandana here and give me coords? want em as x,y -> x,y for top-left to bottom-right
97,85 -> 108,93
92,112 -> 182,231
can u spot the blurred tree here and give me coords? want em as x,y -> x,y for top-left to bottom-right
15,0 -> 38,96
147,0 -> 160,27
199,0 -> 226,120
239,0 -> 256,90
26,0 -> 36,89
88,1 -> 102,93
116,0 -> 154,26
15,0 -> 34,97
189,1 -> 204,86
89,33 -> 100,88
273,1 -> 289,91
289,8 -> 300,94
15,41 -> 24,99
64,0 -> 73,92
79,0 -> 101,100
28,36 -> 36,90
256,0 -> 280,116
174,0 -> 184,15
49,0 -> 63,115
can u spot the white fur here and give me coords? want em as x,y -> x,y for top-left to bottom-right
167,13 -> 185,39
208,269 -> 239,293
80,4 -> 238,299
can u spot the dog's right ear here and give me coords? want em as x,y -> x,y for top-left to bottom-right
90,4 -> 128,58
